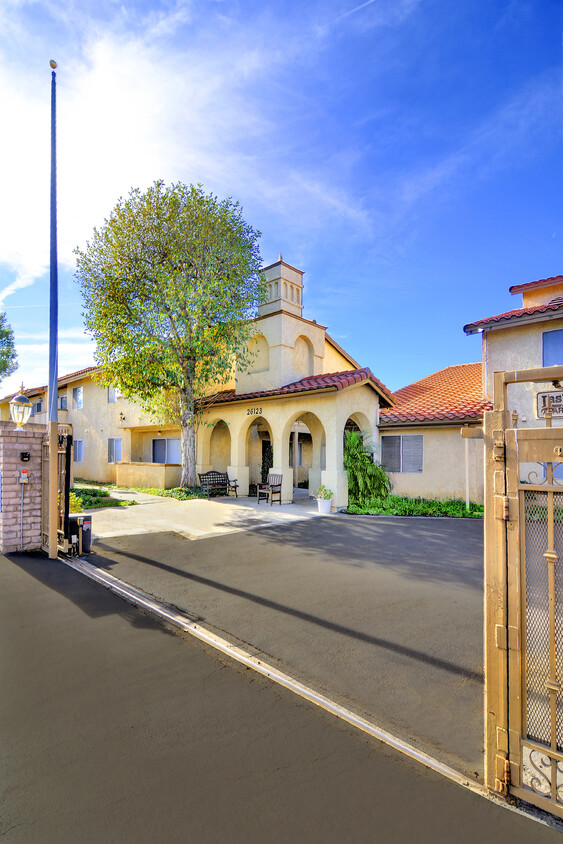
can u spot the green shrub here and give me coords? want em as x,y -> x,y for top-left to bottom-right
69,491 -> 84,513
133,486 -> 206,501
347,495 -> 483,518
344,431 -> 390,505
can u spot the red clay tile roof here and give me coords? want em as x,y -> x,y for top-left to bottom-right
509,274 -> 563,295
463,301 -> 563,334
1,366 -> 99,402
379,363 -> 491,425
204,368 -> 394,408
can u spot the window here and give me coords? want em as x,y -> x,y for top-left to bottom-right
381,435 -> 423,473
31,400 -> 42,415
151,438 -> 181,464
58,394 -> 67,410
107,386 -> 123,403
543,329 -> 563,366
73,385 -> 83,409
107,437 -> 122,463
74,440 -> 83,463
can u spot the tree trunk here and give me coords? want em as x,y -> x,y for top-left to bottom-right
179,380 -> 197,487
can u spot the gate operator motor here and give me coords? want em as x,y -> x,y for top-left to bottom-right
19,469 -> 29,484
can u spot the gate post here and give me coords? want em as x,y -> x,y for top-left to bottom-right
483,371 -> 510,795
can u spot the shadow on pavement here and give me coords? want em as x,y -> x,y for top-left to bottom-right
92,539 -> 483,683
5,552 -> 174,634
259,514 -> 484,589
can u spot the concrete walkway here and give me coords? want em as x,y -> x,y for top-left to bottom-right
92,488 -> 320,540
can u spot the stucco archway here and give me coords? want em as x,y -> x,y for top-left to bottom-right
209,421 -> 231,473
281,410 -> 327,500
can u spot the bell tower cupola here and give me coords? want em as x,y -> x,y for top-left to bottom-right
258,254 -> 304,318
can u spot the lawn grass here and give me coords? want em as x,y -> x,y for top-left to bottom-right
73,478 -> 205,502
69,486 -> 137,511
347,495 -> 484,518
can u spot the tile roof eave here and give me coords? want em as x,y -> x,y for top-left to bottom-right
202,367 -> 394,409
378,411 -> 489,427
464,303 -> 563,334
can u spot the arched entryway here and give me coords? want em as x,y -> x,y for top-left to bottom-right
282,411 -> 326,501
209,420 -> 231,473
244,416 -> 274,487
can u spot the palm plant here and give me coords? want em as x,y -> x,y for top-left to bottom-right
344,430 -> 390,505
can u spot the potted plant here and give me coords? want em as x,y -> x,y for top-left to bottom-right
315,484 -> 333,514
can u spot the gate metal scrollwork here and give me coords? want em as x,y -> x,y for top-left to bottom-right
485,366 -> 563,818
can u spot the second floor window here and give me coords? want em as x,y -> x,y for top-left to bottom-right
31,400 -> 42,415
543,329 -> 563,367
107,437 -> 122,464
73,386 -> 83,410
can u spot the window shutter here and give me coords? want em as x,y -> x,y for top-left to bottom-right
381,436 -> 401,472
402,435 -> 423,473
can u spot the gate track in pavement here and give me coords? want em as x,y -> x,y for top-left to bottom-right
60,550 -> 562,833
85,516 -> 485,779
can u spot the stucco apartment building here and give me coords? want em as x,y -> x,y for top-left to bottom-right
379,273 -> 563,503
3,266 -> 563,507
1,257 -> 394,508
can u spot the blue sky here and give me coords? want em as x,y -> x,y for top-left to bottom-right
0,0 -> 561,397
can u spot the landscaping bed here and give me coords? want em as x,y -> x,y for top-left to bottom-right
346,495 -> 484,518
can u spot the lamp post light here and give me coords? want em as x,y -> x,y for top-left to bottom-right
9,385 -> 32,429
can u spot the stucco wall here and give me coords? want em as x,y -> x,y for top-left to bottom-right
235,311 -> 326,393
381,425 -> 485,504
485,318 -> 563,428
323,340 -> 355,374
116,462 -> 181,489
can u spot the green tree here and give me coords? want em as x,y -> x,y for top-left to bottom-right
344,430 -> 390,505
75,181 -> 263,487
0,313 -> 18,384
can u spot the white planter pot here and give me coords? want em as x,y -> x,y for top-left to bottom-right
317,498 -> 332,514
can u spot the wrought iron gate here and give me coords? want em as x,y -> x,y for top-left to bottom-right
484,366 -> 563,817
41,424 -> 73,554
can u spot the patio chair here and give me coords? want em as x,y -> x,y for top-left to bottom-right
257,473 -> 282,506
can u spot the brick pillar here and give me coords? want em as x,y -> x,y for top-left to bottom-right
0,421 -> 46,553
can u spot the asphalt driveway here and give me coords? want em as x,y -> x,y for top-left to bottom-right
89,513 -> 484,780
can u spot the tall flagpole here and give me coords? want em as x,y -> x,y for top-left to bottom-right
48,59 -> 59,559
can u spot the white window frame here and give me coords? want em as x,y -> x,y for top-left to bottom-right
542,328 -> 563,367
381,434 -> 423,473
108,386 -> 117,403
74,439 -> 83,463
151,437 -> 181,464
58,393 -> 67,410
73,385 -> 83,410
107,437 -> 122,464
31,400 -> 42,415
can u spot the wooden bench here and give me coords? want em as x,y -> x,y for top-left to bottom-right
257,473 -> 282,506
198,471 -> 238,499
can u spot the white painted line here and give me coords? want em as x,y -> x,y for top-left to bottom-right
61,555 -> 485,795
